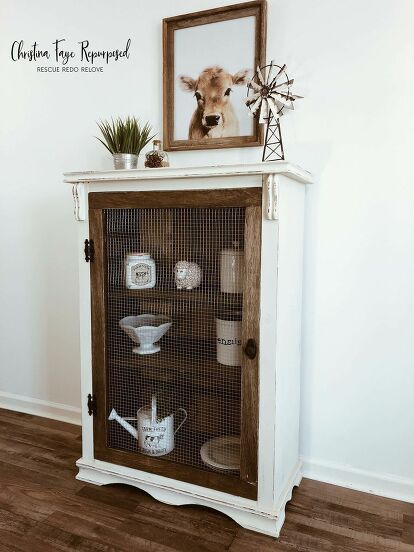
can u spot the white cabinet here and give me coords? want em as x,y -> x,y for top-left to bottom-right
65,162 -> 312,537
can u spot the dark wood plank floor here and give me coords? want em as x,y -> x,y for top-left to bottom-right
0,408 -> 412,551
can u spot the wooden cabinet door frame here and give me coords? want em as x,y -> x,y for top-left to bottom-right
88,188 -> 261,499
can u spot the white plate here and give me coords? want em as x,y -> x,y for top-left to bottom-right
200,436 -> 240,471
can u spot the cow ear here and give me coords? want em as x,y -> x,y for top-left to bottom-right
232,69 -> 252,85
179,75 -> 196,92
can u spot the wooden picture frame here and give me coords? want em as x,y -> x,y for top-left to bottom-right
163,1 -> 267,151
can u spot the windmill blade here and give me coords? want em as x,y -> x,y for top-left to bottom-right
266,96 -> 282,119
248,79 -> 262,92
272,91 -> 298,103
279,98 -> 295,111
276,91 -> 303,103
256,65 -> 266,85
248,95 -> 263,116
274,78 -> 294,89
246,91 -> 261,105
268,63 -> 287,89
270,91 -> 293,108
272,95 -> 294,114
275,101 -> 288,116
259,98 -> 269,123
266,60 -> 275,85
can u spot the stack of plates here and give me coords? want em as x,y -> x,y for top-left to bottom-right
200,436 -> 240,471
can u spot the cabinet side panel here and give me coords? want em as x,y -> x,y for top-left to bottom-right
274,177 -> 306,503
257,214 -> 279,510
78,217 -> 94,460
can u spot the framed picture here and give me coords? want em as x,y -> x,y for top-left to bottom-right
163,1 -> 267,151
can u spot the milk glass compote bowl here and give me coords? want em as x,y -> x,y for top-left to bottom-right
119,315 -> 172,355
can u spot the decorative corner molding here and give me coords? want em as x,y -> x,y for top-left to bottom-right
264,173 -> 279,220
72,183 -> 86,221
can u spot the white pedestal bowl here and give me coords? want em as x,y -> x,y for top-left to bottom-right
119,315 -> 172,355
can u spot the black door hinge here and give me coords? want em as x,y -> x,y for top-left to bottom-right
84,239 -> 94,263
87,393 -> 96,416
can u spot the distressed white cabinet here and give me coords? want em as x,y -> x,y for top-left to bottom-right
64,162 -> 312,537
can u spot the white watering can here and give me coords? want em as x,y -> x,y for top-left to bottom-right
108,395 -> 187,457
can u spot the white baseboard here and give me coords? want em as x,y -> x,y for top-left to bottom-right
302,456 -> 414,504
0,391 -> 81,426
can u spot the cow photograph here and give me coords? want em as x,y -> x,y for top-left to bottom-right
179,65 -> 252,140
163,1 -> 266,150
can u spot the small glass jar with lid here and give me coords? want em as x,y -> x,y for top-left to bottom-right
125,253 -> 156,289
144,140 -> 169,168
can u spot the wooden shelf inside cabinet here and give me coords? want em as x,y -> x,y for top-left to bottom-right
112,288 -> 243,307
110,430 -> 240,477
110,351 -> 241,392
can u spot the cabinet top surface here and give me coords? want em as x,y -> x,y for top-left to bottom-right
64,161 -> 313,184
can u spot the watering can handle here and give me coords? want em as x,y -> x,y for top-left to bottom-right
174,408 -> 188,435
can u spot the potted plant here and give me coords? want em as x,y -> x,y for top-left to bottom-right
96,116 -> 155,169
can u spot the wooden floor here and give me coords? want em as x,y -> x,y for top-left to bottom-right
0,409 -> 412,551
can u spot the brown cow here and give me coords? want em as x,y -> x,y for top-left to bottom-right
179,66 -> 251,140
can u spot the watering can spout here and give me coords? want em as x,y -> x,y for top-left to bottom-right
108,408 -> 138,440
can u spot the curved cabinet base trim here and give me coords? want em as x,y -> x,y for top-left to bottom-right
76,458 -> 301,537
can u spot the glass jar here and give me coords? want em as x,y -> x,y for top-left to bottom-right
144,140 -> 169,168
125,252 -> 156,289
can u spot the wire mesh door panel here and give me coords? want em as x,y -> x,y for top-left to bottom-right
89,189 -> 261,498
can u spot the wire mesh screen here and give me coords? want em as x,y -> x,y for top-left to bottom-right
105,207 -> 245,477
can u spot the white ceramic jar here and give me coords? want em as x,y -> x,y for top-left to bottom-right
216,311 -> 242,367
220,246 -> 244,294
125,253 -> 156,289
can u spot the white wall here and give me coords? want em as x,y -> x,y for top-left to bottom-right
1,0 -> 413,497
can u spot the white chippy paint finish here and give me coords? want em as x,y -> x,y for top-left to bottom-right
77,459 -> 302,538
72,183 -> 86,222
263,173 -> 279,221
70,165 -> 312,536
64,161 -> 312,184
66,162 -> 310,223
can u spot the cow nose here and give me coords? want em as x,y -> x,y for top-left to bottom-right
205,114 -> 220,126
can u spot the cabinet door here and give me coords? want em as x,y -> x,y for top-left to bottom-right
89,188 -> 261,499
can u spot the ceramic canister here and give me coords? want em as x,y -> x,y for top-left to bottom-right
137,406 -> 187,456
216,310 -> 242,367
125,252 -> 156,289
220,247 -> 244,294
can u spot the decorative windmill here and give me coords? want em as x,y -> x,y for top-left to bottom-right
246,62 -> 302,162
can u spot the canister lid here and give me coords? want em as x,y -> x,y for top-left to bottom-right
221,241 -> 244,256
221,249 -> 244,256
126,252 -> 151,258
